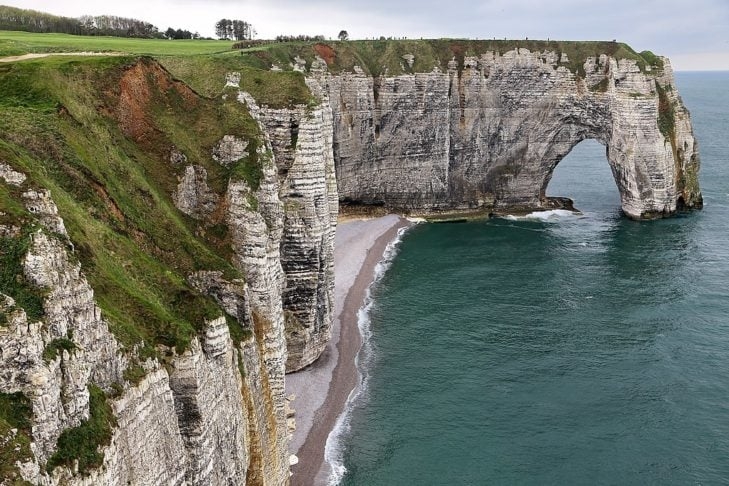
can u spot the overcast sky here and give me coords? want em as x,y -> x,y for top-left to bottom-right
8,0 -> 729,70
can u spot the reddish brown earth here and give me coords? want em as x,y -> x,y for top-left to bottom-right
314,43 -> 336,66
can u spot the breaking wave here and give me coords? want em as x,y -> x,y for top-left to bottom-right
502,209 -> 582,222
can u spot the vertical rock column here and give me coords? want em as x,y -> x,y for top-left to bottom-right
255,65 -> 338,371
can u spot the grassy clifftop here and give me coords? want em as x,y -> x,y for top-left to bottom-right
1,31 -> 664,79
0,55 -> 268,354
0,31 -> 315,108
237,39 -> 664,77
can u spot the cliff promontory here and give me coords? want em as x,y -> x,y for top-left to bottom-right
304,41 -> 701,219
249,39 -> 702,219
0,55 -> 332,484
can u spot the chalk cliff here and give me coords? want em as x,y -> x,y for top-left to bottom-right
0,181 -> 287,485
244,74 -> 338,372
302,42 -> 702,219
0,57 -> 333,485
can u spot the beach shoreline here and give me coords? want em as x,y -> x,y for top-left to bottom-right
286,215 -> 411,486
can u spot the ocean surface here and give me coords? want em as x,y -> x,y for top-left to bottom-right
331,71 -> 729,485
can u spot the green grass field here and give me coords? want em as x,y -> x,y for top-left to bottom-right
0,30 -> 236,57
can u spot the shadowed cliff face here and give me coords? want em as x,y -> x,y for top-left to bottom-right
319,48 -> 702,219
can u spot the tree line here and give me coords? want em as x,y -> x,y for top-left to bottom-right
0,6 -> 339,44
78,15 -> 160,38
0,6 -> 203,39
274,34 -> 326,43
0,6 -> 86,35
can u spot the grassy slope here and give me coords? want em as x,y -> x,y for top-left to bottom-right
0,31 -> 315,109
0,55 -> 262,355
0,50 -> 288,478
160,55 -> 314,108
236,39 -> 663,76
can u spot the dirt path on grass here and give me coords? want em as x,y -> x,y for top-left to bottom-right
0,52 -> 124,63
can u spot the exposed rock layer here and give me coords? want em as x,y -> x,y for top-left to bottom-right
318,49 -> 702,219
0,169 -> 284,485
0,61 -> 326,486
250,75 -> 338,371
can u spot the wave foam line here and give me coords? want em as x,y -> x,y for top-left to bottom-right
503,209 -> 582,222
324,224 -> 412,485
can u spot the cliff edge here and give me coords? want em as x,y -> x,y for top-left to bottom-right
248,39 -> 702,219
0,56 -> 335,485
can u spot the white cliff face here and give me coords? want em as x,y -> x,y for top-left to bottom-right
173,165 -> 220,220
0,117 -> 302,485
224,172 -> 290,485
223,64 -> 338,372
166,319 -> 250,484
0,185 -> 127,483
0,57 -> 344,486
656,60 -> 702,210
249,74 -> 338,372
319,48 -> 702,218
47,319 -> 252,486
0,191 -> 124,466
54,369 -> 189,486
226,91 -> 291,484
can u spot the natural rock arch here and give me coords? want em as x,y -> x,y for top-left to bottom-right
543,138 -> 621,209
323,47 -> 703,219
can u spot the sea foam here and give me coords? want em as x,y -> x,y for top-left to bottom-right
324,224 -> 412,485
503,209 -> 582,222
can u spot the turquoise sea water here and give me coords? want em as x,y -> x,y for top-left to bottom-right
335,72 -> 729,485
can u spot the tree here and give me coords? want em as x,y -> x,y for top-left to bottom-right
232,20 -> 249,41
215,18 -> 254,40
215,18 -> 230,39
338,30 -> 349,41
164,27 -> 194,39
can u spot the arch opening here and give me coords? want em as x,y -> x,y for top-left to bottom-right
545,139 -> 621,215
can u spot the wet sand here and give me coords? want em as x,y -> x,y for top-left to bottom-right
286,215 -> 410,485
